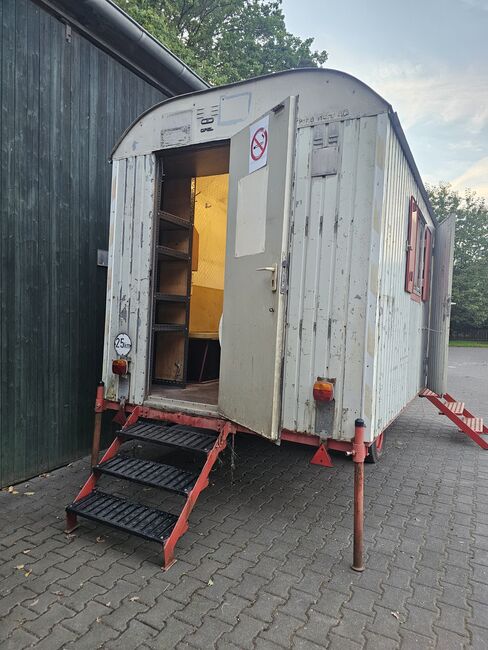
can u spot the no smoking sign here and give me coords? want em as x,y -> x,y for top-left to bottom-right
248,115 -> 269,173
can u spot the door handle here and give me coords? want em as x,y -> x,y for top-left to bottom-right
256,264 -> 277,292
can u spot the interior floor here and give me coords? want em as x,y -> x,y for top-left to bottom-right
150,380 -> 219,405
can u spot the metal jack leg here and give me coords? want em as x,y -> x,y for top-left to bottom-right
352,418 -> 366,572
91,382 -> 105,468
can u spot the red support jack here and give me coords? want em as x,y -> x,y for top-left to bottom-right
310,444 -> 333,467
352,417 -> 367,572
90,382 -> 106,468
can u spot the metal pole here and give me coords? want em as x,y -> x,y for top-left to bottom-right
352,417 -> 366,572
90,382 -> 105,468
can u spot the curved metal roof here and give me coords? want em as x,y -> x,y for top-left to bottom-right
110,67 -> 434,221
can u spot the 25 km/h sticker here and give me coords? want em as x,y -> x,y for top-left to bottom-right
249,115 -> 269,173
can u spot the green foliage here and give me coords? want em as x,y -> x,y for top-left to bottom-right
428,183 -> 488,331
113,0 -> 327,84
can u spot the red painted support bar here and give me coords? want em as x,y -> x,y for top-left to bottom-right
162,421 -> 236,569
422,392 -> 488,449
64,407 -> 142,533
352,418 -> 367,572
91,382 -> 106,467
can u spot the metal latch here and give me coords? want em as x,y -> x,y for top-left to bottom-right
280,258 -> 289,294
256,264 -> 277,291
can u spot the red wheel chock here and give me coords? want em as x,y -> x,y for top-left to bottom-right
310,444 -> 333,467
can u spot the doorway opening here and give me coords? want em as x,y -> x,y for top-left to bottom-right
149,142 -> 230,407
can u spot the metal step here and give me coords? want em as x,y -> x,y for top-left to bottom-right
420,388 -> 438,397
445,401 -> 465,415
95,455 -> 198,495
120,421 -> 218,454
462,417 -> 484,433
66,491 -> 178,543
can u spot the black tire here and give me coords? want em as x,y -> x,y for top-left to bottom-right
365,432 -> 384,464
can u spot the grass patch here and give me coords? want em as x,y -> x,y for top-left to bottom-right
449,340 -> 488,348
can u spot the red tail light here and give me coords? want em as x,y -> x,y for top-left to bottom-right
313,380 -> 334,402
112,358 -> 128,376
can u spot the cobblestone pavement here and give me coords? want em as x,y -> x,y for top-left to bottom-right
1,348 -> 488,649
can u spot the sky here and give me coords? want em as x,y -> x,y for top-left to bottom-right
282,0 -> 488,199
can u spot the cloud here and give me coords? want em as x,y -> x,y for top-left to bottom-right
460,0 -> 488,10
451,157 -> 488,199
371,63 -> 488,133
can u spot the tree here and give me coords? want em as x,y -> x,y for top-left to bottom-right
113,0 -> 327,84
428,184 -> 488,333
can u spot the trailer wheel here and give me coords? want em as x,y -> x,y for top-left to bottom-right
365,432 -> 384,464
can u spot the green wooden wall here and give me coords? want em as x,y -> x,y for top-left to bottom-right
0,0 -> 165,486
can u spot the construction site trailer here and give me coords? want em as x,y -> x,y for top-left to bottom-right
102,68 -> 455,448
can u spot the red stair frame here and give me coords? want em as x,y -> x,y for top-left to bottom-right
65,408 -> 235,568
420,388 -> 488,449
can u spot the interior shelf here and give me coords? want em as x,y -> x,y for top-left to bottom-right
156,245 -> 190,261
158,210 -> 191,230
153,174 -> 195,387
153,324 -> 187,333
155,293 -> 189,303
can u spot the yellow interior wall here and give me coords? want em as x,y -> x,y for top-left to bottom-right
189,173 -> 228,337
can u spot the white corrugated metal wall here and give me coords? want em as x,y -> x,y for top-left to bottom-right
372,122 -> 434,436
282,114 -> 382,440
102,155 -> 156,404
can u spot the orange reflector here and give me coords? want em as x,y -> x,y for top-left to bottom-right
313,380 -> 334,402
112,358 -> 128,376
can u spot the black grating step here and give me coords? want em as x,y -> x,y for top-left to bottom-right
66,491 -> 177,543
95,455 -> 198,495
120,421 -> 217,454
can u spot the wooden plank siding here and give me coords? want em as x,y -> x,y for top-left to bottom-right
0,0 -> 166,486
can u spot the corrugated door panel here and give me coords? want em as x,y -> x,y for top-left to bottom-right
102,155 -> 155,404
282,127 -> 313,431
130,155 -> 155,403
427,215 -> 455,395
341,117 -> 379,438
283,117 -> 379,438
312,173 -> 339,383
103,159 -> 127,398
295,177 -> 327,430
325,120 -> 361,437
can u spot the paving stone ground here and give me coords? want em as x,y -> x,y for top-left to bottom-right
1,347 -> 488,649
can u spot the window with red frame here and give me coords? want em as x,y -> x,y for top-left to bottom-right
405,196 -> 432,302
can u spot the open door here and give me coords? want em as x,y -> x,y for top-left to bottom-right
219,97 -> 297,439
427,214 -> 456,395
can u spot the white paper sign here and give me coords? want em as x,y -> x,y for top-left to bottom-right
249,115 -> 269,174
